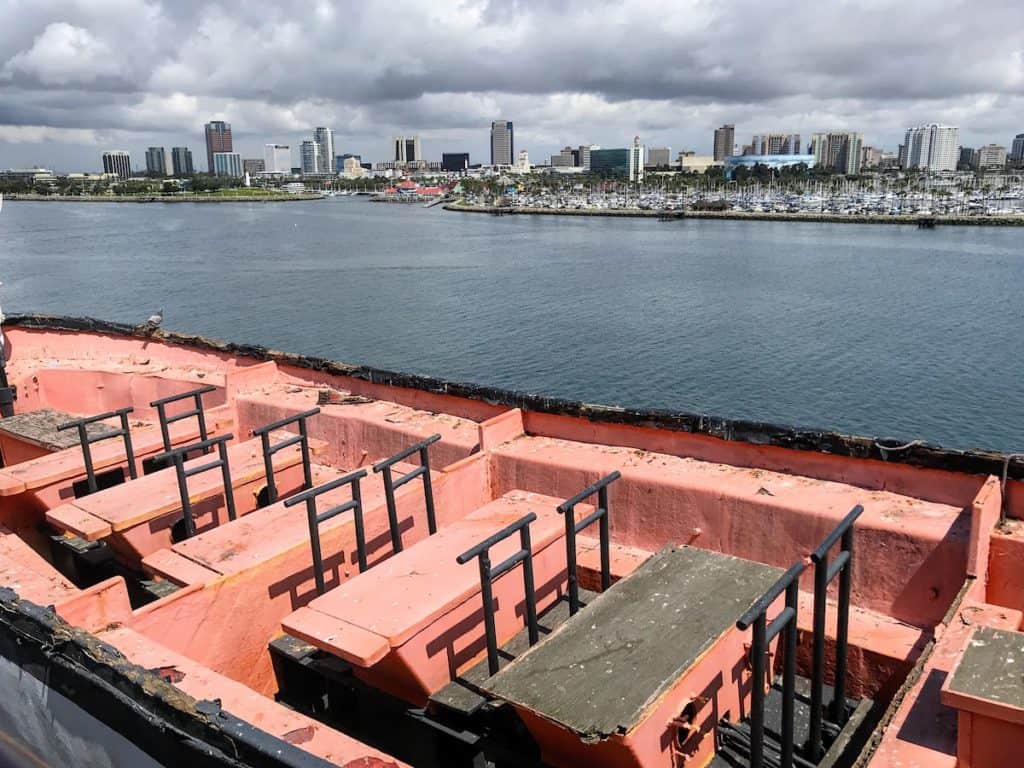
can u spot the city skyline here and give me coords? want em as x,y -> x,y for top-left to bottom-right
0,2 -> 1021,171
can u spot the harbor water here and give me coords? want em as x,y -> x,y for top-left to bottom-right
1,198 -> 1021,452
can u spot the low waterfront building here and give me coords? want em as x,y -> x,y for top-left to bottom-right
723,153 -> 815,178
0,168 -> 56,184
212,151 -> 243,177
171,147 -> 194,177
101,151 -> 132,179
677,152 -> 719,173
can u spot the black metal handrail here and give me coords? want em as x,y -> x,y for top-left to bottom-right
57,407 -> 138,495
372,434 -> 441,554
557,471 -> 621,615
736,560 -> 806,768
807,504 -> 864,761
150,385 -> 217,453
284,468 -> 369,595
251,407 -> 320,505
456,513 -> 540,676
152,433 -> 236,539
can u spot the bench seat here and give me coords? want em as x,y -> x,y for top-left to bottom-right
0,525 -> 79,605
98,626 -> 408,768
281,490 -> 580,704
45,431 -> 326,565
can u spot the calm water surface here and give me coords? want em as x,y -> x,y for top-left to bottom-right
1,199 -> 1021,452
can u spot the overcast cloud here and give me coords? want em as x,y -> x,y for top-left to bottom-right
0,0 -> 1021,170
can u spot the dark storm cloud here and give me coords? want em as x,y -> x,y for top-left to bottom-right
0,0 -> 1021,168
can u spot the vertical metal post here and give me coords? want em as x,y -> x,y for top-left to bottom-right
598,485 -> 611,591
299,417 -> 313,490
809,552 -> 828,762
174,455 -> 195,538
76,423 -> 99,495
259,431 -> 277,505
218,440 -> 236,522
521,526 -> 539,646
833,528 -> 854,723
156,403 -> 172,453
781,581 -> 799,768
382,466 -> 402,553
750,613 -> 767,768
563,503 -> 580,614
306,496 -> 326,596
119,411 -> 138,480
421,445 -> 437,535
352,479 -> 368,572
479,552 -> 498,676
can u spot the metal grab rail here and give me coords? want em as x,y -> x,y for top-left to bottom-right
372,434 -> 441,554
284,468 -> 369,596
57,407 -> 138,495
456,513 -> 540,677
150,385 -> 217,453
807,504 -> 864,761
736,560 -> 807,768
557,471 -> 621,615
251,407 -> 320,505
152,433 -> 236,539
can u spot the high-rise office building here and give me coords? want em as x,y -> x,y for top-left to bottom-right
441,153 -> 470,172
752,133 -> 800,155
264,144 -> 291,174
713,124 -> 735,162
1010,133 -> 1024,164
313,127 -> 334,174
810,132 -> 863,174
899,124 -> 959,171
578,145 -> 597,171
144,147 -> 169,176
958,147 -> 977,171
629,136 -> 645,184
490,120 -> 513,166
976,144 -> 1007,170
646,147 -> 671,168
551,147 -> 575,167
102,151 -> 132,179
392,136 -> 421,165
212,152 -> 243,177
300,140 -> 320,175
171,147 -> 194,176
204,120 -> 233,174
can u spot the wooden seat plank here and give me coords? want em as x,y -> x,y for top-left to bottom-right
0,526 -> 79,605
480,546 -> 784,738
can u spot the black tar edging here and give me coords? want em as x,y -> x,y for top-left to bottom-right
4,313 -> 1020,481
0,588 -> 345,768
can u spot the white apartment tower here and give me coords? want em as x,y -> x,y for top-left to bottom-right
900,124 -> 959,171
629,136 -> 645,184
392,136 -> 422,165
313,127 -> 334,174
264,144 -> 292,174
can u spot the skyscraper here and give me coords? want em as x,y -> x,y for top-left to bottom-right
392,136 -> 421,165
264,144 -> 291,174
144,147 -> 169,176
713,124 -> 735,162
490,121 -> 513,166
899,124 -> 959,171
629,136 -> 645,184
171,147 -> 194,176
102,151 -> 131,179
751,134 -> 801,155
810,132 -> 863,174
300,141 -> 321,175
313,127 -> 334,174
204,120 -> 232,173
1011,133 -> 1024,164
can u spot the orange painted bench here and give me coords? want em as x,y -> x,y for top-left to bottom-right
281,490 -> 580,704
98,626 -> 408,768
45,431 -> 327,564
0,525 -> 79,605
0,408 -> 234,524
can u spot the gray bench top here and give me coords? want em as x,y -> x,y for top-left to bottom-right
479,545 -> 783,738
946,626 -> 1024,713
0,408 -> 111,452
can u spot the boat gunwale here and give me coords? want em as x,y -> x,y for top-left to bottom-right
2,312 -> 1020,481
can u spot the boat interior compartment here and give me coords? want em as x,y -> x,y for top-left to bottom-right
1,317 -> 1023,768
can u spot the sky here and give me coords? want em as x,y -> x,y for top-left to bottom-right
0,0 -> 1022,172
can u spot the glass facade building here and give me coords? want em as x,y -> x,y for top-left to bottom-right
588,148 -> 630,176
212,152 -> 243,177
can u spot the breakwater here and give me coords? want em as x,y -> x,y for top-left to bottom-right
444,201 -> 1024,226
5,193 -> 324,203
